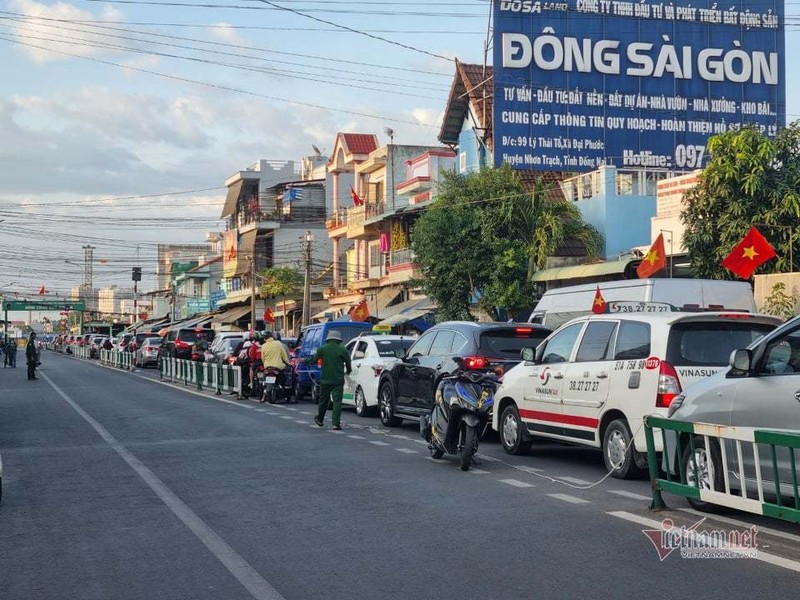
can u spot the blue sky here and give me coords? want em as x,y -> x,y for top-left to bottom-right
0,0 -> 796,320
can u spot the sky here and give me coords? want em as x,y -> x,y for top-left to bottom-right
0,0 -> 797,323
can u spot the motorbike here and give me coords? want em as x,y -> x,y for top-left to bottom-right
260,365 -> 295,404
420,365 -> 499,472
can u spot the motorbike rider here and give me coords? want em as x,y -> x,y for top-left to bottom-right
261,331 -> 291,388
248,332 -> 263,396
191,331 -> 208,362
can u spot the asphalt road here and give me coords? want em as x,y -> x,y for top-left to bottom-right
2,352 -> 800,599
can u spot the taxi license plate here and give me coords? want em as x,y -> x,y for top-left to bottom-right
265,376 -> 276,384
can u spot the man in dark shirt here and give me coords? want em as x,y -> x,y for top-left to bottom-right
26,332 -> 39,380
305,331 -> 352,430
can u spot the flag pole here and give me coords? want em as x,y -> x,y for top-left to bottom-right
660,229 -> 673,278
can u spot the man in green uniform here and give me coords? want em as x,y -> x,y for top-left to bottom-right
306,331 -> 351,430
26,332 -> 39,380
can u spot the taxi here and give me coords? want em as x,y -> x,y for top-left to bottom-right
492,302 -> 782,478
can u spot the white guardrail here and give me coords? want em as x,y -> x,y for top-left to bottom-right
55,345 -> 243,398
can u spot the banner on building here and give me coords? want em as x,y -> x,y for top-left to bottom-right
223,230 -> 238,278
493,0 -> 785,172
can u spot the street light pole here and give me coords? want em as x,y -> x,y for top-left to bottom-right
302,231 -> 313,327
250,255 -> 256,332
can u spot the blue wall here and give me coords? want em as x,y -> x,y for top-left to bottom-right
457,120 -> 491,173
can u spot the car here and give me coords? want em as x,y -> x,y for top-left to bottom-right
293,321 -> 373,400
376,322 -> 552,428
666,314 -> 800,510
127,332 -> 155,353
160,327 -> 215,360
493,305 -> 782,479
342,335 -> 416,417
89,335 -> 108,358
207,334 -> 244,364
134,337 -> 163,368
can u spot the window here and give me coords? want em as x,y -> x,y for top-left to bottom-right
614,322 -> 651,360
408,331 -> 436,358
450,332 -> 469,354
540,323 -> 583,364
758,327 -> 800,375
668,321 -> 776,367
355,341 -> 369,358
429,330 -> 456,356
345,340 -> 357,356
375,338 -> 414,358
576,322 -> 617,362
479,329 -> 550,357
459,152 -> 467,172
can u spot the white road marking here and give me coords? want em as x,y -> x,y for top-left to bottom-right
548,493 -> 590,505
478,455 -> 499,462
515,465 -> 544,474
396,448 -> 417,454
347,435 -> 366,440
370,441 -> 391,446
469,468 -> 489,474
299,411 -> 312,415
609,490 -> 652,502
499,479 -> 534,488
678,508 -> 800,544
279,416 -> 293,420
293,420 -> 305,424
327,429 -> 345,434
40,372 -> 287,600
284,407 -> 299,412
556,476 -> 591,486
608,511 -> 800,574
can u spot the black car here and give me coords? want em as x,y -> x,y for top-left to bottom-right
160,327 -> 215,360
376,322 -> 552,427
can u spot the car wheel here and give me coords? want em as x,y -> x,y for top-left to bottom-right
378,384 -> 401,427
602,419 -> 640,479
354,387 -> 370,417
499,404 -> 532,456
682,435 -> 725,513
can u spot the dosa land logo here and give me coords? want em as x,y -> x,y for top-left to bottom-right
642,518 -> 758,560
539,366 -> 551,386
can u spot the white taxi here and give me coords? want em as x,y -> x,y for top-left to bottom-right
343,335 -> 416,417
492,304 -> 781,478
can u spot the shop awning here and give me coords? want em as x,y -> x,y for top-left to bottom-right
235,230 -> 257,276
377,297 -> 436,326
530,259 -> 640,282
221,180 -> 243,218
375,286 -> 402,314
212,304 -> 251,326
377,308 -> 432,327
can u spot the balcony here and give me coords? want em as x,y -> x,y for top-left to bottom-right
390,247 -> 415,266
326,207 -> 348,235
346,202 -> 385,239
387,247 -> 420,284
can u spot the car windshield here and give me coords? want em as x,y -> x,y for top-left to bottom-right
144,338 -> 162,346
666,321 -> 777,366
326,326 -> 367,345
374,339 -> 415,357
479,328 -> 551,356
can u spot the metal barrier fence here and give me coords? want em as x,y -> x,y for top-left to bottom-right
645,415 -> 800,524
69,344 -> 92,360
100,349 -> 133,370
159,357 -> 242,397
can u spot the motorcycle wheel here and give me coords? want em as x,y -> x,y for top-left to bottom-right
267,386 -> 277,404
460,426 -> 478,471
429,445 -> 444,459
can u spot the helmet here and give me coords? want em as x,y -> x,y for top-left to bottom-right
252,332 -> 262,342
326,331 -> 342,342
263,331 -> 273,339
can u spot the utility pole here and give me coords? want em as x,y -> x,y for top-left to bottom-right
250,255 -> 256,332
132,267 -> 142,327
302,231 -> 313,327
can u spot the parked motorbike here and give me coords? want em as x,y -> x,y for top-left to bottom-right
420,365 -> 499,471
260,366 -> 295,404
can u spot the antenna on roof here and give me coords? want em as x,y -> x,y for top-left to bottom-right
311,144 -> 322,156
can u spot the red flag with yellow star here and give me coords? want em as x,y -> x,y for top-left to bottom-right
636,233 -> 667,279
349,299 -> 370,322
721,226 -> 776,279
591,286 -> 606,314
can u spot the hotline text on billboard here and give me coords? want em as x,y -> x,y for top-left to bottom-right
493,0 -> 786,171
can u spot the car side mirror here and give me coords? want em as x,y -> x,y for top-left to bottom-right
730,348 -> 752,373
520,347 -> 535,363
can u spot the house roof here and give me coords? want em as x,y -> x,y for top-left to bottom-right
341,133 -> 379,156
221,179 -> 243,218
439,61 -> 493,149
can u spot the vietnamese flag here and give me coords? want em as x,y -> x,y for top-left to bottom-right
350,184 -> 364,207
591,286 -> 606,315
721,226 -> 776,279
636,233 -> 667,279
349,299 -> 370,322
39,285 -> 46,295
263,307 -> 276,324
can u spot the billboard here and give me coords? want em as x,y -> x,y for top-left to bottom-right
493,0 -> 785,171
223,229 -> 238,278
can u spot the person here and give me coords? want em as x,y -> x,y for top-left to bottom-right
26,332 -> 39,380
261,331 -> 291,395
6,337 -> 17,368
248,332 -> 263,395
1,337 -> 6,367
102,337 -> 113,351
305,331 -> 351,430
192,332 -> 208,362
237,333 -> 254,396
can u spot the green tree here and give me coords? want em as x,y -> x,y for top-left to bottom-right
682,122 -> 800,278
259,266 -> 303,321
411,165 -> 601,320
760,282 -> 799,319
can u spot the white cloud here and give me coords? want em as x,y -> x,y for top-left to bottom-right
8,0 -> 128,63
208,22 -> 246,46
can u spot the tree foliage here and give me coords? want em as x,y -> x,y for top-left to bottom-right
411,165 -> 601,321
682,122 -> 800,278
259,266 -> 303,302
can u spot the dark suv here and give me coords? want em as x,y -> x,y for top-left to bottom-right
377,322 -> 552,427
160,327 -> 215,360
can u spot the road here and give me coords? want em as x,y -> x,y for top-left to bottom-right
1,352 -> 800,599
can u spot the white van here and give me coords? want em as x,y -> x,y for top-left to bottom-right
528,279 -> 757,329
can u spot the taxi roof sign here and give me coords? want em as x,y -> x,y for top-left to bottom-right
372,324 -> 392,334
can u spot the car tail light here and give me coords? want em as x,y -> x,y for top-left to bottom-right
372,365 -> 384,376
316,359 -> 323,367
656,361 -> 681,408
515,327 -> 533,335
463,356 -> 488,370
175,339 -> 190,349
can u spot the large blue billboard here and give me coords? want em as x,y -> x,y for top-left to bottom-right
493,0 -> 785,171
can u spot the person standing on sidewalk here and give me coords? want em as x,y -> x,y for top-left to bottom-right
6,337 -> 17,368
26,332 -> 39,380
305,331 -> 351,430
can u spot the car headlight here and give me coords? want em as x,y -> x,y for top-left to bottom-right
667,393 -> 685,418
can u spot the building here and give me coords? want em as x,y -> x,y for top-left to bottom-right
173,256 -> 223,320
97,287 -> 134,317
157,243 -> 212,291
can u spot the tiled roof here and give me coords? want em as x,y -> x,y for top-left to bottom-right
439,61 -> 493,149
341,133 -> 379,156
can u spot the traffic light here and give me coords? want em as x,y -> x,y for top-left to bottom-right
132,267 -> 142,282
